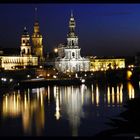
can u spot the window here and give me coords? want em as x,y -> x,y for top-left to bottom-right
72,52 -> 75,58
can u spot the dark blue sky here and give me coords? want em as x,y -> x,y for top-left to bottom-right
0,4 -> 140,56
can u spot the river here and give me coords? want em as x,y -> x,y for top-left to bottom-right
0,81 -> 139,136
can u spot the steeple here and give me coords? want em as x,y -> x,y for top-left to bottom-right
68,10 -> 76,36
33,8 -> 40,33
71,10 -> 73,17
67,11 -> 78,48
20,27 -> 31,56
32,8 -> 43,61
35,7 -> 38,22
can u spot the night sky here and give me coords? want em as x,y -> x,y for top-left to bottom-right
1,4 -> 140,56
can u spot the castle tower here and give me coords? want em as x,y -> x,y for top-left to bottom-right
20,27 -> 32,56
31,8 -> 43,62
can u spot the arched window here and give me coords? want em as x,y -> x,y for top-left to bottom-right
72,52 -> 75,58
28,49 -> 30,54
22,49 -> 25,54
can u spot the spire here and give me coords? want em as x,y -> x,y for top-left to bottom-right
71,10 -> 73,18
23,26 -> 28,35
35,7 -> 37,20
69,11 -> 76,35
24,26 -> 27,31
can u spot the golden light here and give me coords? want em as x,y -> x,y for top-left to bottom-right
127,82 -> 135,99
127,70 -> 132,80
54,48 -> 58,53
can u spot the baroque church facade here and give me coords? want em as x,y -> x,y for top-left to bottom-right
55,12 -> 90,73
0,10 -> 44,70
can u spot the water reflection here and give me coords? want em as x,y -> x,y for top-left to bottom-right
2,87 -> 47,135
127,82 -> 135,99
0,81 -> 138,136
105,84 -> 123,107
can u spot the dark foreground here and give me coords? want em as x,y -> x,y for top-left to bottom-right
94,97 -> 140,140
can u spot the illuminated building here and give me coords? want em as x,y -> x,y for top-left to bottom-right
0,27 -> 38,70
20,27 -> 32,57
89,57 -> 125,71
31,8 -> 44,63
55,12 -> 90,73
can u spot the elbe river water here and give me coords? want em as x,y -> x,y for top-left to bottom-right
0,81 -> 139,136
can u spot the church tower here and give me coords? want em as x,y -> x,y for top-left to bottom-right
31,8 -> 43,62
67,11 -> 78,48
20,27 -> 32,56
64,11 -> 82,60
55,11 -> 90,73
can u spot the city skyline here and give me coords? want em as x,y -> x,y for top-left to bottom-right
1,4 -> 140,56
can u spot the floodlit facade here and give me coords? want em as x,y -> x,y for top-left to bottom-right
31,20 -> 44,62
55,12 -> 90,73
0,27 -> 38,70
90,57 -> 125,71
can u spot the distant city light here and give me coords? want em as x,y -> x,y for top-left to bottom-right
53,75 -> 57,78
27,75 -> 30,78
9,79 -> 13,82
54,48 -> 58,53
81,79 -> 85,83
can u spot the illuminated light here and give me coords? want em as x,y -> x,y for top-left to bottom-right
3,78 -> 7,82
116,92 -> 119,105
1,78 -> 7,82
47,74 -> 50,77
81,84 -> 85,105
27,75 -> 30,78
5,95 -> 8,113
9,78 -> 13,82
101,68 -> 104,71
96,85 -> 99,107
53,75 -> 57,79
75,73 -> 78,78
107,86 -> 110,107
91,84 -> 94,104
24,94 -> 27,109
53,86 -> 57,98
40,92 -> 43,107
48,86 -> 50,103
37,88 -> 40,100
139,81 -> 140,89
127,70 -> 132,80
36,76 -> 39,78
39,65 -> 43,68
55,92 -> 60,120
120,90 -> 123,104
81,79 -> 85,83
54,48 -> 58,53
127,82 -> 135,99
84,74 -> 87,77
112,87 -> 115,106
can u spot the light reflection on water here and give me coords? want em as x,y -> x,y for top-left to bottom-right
0,81 -> 139,136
